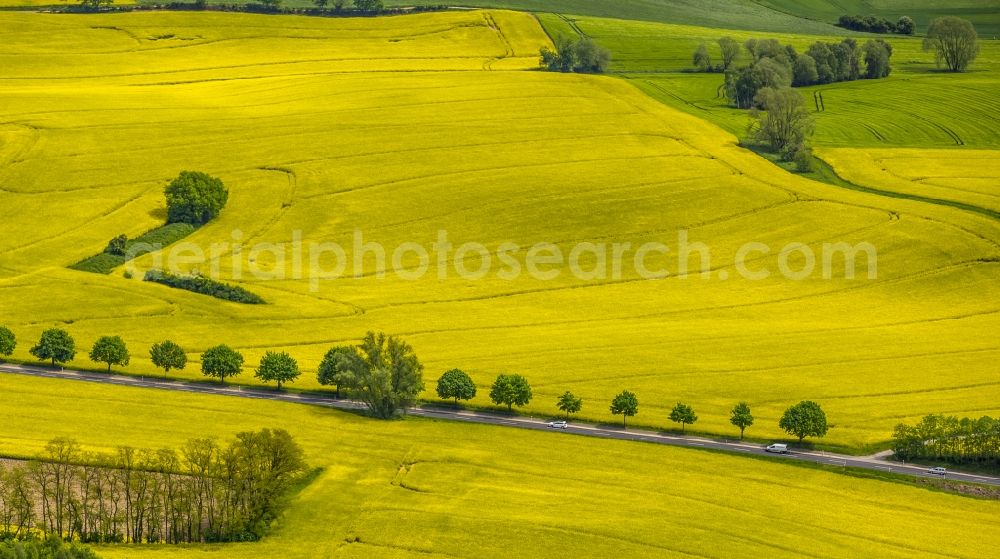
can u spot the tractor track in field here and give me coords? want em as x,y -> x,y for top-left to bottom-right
481,12 -> 514,71
555,14 -> 588,39
1,363 -> 998,488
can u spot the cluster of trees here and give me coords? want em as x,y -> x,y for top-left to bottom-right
705,37 -> 894,109
312,0 -> 383,12
539,37 -> 611,74
76,0 -> 113,11
691,36 -> 742,74
837,14 -> 914,35
164,171 -> 228,226
0,430 -> 306,544
316,332 -> 424,418
747,86 -> 815,170
104,235 -> 128,257
73,170 -> 222,274
892,415 -> 999,467
143,270 -> 265,304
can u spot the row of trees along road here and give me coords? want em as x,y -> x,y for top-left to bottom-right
3,327 -> 425,419
431,367 -> 829,443
0,430 -> 306,544
4,327 -> 830,441
1,328 -> 299,387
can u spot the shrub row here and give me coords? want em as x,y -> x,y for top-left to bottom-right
143,270 -> 265,304
0,538 -> 97,559
838,14 -> 915,35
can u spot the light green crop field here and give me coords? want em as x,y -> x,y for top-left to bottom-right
1,10 -> 999,450
753,0 -> 1000,36
0,373 -> 998,559
137,0 -> 849,35
537,14 -> 1000,148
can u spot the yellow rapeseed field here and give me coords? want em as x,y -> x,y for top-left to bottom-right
0,373 -> 997,559
0,11 -> 998,449
818,148 -> 1000,213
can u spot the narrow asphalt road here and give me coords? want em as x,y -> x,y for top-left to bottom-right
2,363 -> 998,487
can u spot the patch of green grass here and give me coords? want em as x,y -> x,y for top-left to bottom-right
0,373 -> 998,559
69,222 -> 196,274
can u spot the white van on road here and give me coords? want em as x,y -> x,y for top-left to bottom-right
765,443 -> 789,454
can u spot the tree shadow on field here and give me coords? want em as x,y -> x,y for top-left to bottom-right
149,207 -> 167,221
897,61 -> 991,75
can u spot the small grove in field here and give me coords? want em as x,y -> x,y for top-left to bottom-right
0,429 -> 307,545
837,14 -> 914,35
893,415 -> 1000,468
539,37 -> 611,73
71,170 -> 227,275
693,37 -> 895,104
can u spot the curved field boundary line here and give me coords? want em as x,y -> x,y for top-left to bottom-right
813,155 -> 1000,222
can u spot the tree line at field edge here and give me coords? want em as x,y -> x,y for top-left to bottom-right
1,326 -> 828,443
4,326 -> 996,465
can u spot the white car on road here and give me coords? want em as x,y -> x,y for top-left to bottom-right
928,466 -> 947,476
547,420 -> 568,429
765,443 -> 789,454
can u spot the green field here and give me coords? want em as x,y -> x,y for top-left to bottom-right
0,373 -> 997,558
753,0 -> 1000,36
145,0 -> 850,35
537,14 -> 1000,148
1,9 -> 999,450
